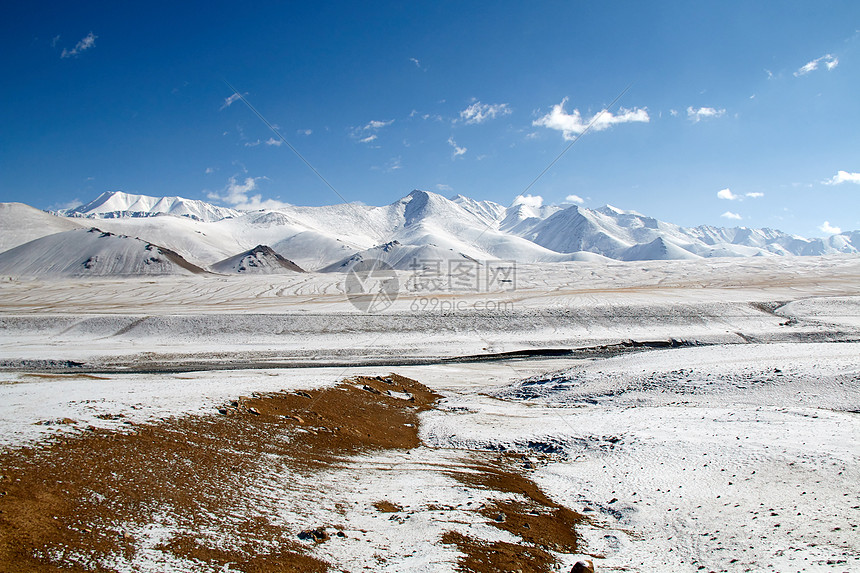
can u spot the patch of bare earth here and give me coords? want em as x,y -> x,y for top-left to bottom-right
0,374 -> 584,572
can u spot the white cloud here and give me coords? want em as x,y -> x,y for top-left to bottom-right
410,57 -> 421,68
564,194 -> 585,204
207,175 -> 289,210
353,119 -> 393,143
244,139 -> 261,147
765,69 -> 774,79
448,137 -> 467,157
265,138 -> 282,146
204,167 -> 215,174
819,221 -> 842,234
365,119 -> 394,130
533,98 -> 649,140
669,109 -> 679,117
794,54 -> 839,76
721,211 -> 742,220
61,32 -> 96,58
745,192 -> 764,198
436,183 -> 453,192
512,194 -> 543,208
459,101 -> 512,125
298,129 -> 312,136
824,170 -> 860,185
717,188 -> 740,200
687,106 -> 726,122
50,198 -> 82,211
220,93 -> 244,110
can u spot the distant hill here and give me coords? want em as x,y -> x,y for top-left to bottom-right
0,227 -> 206,277
211,245 -> 305,274
0,203 -> 84,253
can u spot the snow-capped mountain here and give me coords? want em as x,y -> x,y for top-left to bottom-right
63,191 -> 242,222
1,189 -> 858,278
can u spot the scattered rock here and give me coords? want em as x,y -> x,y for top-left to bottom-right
572,560 -> 595,573
297,527 -> 329,543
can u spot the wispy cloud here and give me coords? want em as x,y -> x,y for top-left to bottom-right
220,92 -> 244,110
297,129 -> 312,136
436,183 -> 453,192
745,192 -> 764,198
448,137 -> 467,157
244,139 -> 261,147
265,138 -> 282,146
365,119 -> 394,130
564,194 -> 585,204
353,119 -> 393,143
60,32 -> 97,58
204,167 -> 215,174
794,54 -> 839,77
687,106 -> 726,122
823,170 -> 860,185
512,194 -> 543,208
819,221 -> 841,234
50,198 -> 82,211
386,156 -> 402,172
533,98 -> 649,140
721,211 -> 742,220
459,101 -> 512,125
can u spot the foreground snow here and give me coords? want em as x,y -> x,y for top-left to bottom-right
1,257 -> 858,571
1,343 -> 857,571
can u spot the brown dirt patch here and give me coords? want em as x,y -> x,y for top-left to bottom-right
0,374 -> 438,572
441,530 -> 556,573
443,457 -> 586,570
372,500 -> 403,513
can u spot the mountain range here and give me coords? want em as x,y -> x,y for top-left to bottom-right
0,189 -> 857,277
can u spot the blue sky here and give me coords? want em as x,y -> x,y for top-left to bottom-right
2,1 -> 859,236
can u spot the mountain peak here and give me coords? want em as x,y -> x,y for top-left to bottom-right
64,190 -> 241,222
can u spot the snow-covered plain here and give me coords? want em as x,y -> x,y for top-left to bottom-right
1,256 -> 859,572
